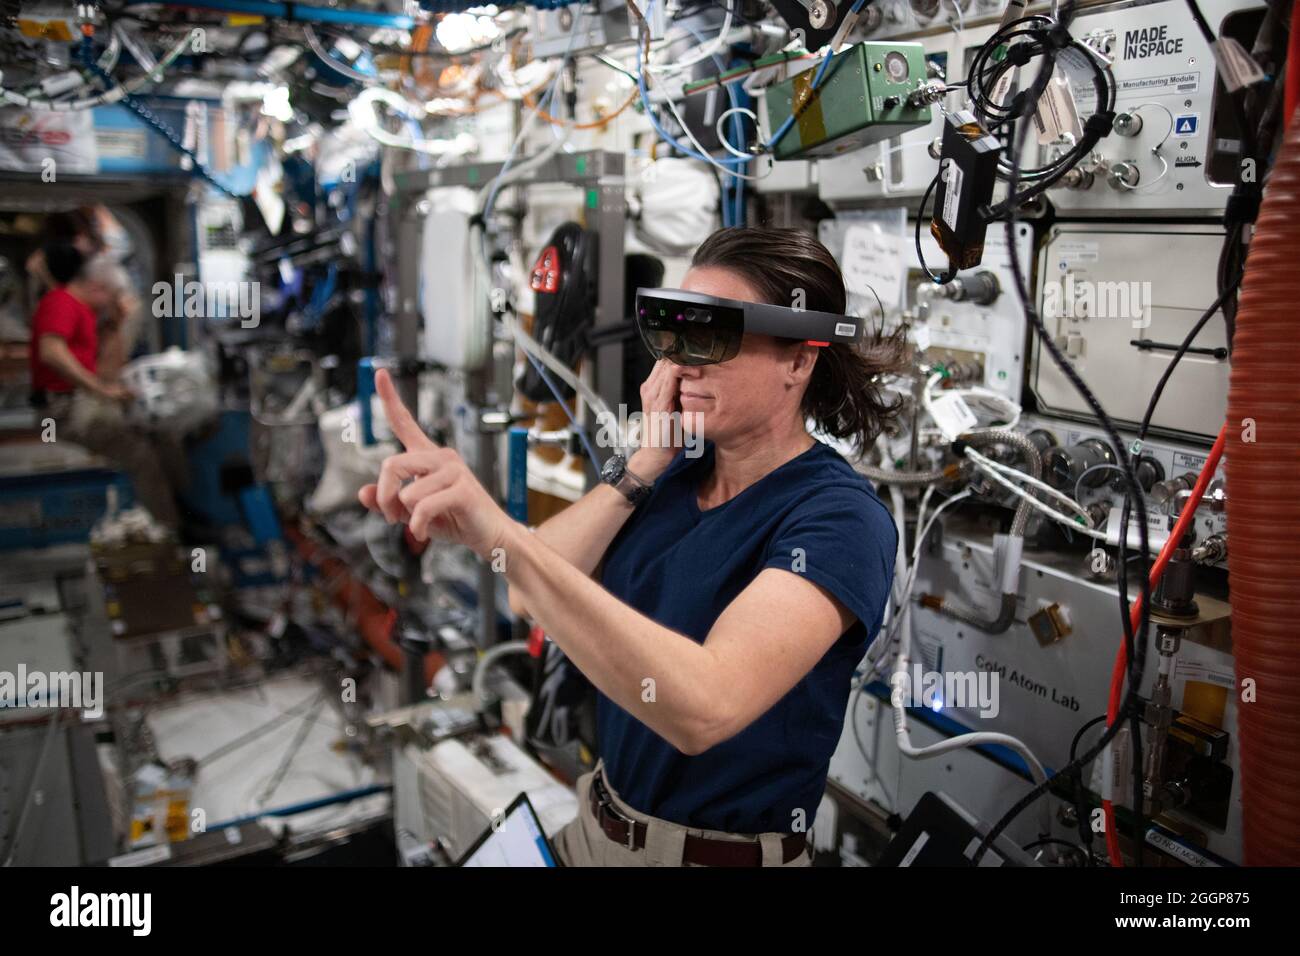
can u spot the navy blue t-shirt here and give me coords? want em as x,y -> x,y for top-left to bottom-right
596,438 -> 897,835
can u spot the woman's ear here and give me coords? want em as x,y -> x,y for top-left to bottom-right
789,342 -> 820,386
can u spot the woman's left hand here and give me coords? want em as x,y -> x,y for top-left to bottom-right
358,368 -> 514,559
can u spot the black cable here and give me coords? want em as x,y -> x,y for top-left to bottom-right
978,26 -> 1117,218
915,171 -> 958,284
1183,0 -> 1219,45
1068,713 -> 1107,861
1137,278 -> 1242,440
971,1 -> 1153,865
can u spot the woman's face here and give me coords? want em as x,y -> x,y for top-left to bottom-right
676,265 -> 813,444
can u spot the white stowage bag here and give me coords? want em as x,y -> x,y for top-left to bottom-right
120,347 -> 219,435
634,158 -> 720,254
306,401 -> 395,515
420,186 -> 489,370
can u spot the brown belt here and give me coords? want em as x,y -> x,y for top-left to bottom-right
588,770 -> 807,867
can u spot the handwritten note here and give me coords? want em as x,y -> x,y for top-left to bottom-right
842,224 -> 904,312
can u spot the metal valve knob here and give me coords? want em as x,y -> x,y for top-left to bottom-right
1114,112 -> 1144,137
1108,161 -> 1141,190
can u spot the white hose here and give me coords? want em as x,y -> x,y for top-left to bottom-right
964,448 -> 1109,541
872,483 -> 1054,839
645,7 -> 734,76
1,28 -> 195,111
349,87 -> 477,156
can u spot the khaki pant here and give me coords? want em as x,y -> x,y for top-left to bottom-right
552,762 -> 812,868
44,390 -> 184,529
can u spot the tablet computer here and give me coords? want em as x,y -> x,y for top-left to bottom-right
455,792 -> 561,867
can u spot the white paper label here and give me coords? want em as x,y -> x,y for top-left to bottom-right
1212,37 -> 1266,93
1033,75 -> 1084,145
1098,724 -> 1131,802
1174,658 -> 1235,689
941,160 -> 963,232
1105,503 -> 1170,552
900,831 -> 930,866
929,392 -> 978,441
990,68 -> 1017,110
96,129 -> 148,160
1054,239 -> 1099,267
841,225 -> 904,309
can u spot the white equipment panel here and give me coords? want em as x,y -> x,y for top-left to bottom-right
821,214 -> 1032,402
1044,0 -> 1266,216
1032,223 -> 1229,440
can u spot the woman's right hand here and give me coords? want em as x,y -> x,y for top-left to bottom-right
629,359 -> 685,482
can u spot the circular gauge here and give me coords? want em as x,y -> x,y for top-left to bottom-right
884,51 -> 910,83
910,0 -> 941,18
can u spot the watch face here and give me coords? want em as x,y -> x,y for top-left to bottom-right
601,456 -> 624,483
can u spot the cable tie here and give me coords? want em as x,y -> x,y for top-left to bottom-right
1005,45 -> 1035,67
1046,24 -> 1073,51
1084,110 -> 1116,138
1225,184 -> 1262,225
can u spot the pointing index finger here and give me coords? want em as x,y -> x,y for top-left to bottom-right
375,367 -> 433,451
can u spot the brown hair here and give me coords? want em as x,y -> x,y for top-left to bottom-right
690,226 -> 908,453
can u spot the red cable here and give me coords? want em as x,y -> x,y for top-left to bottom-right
1100,425 -> 1227,866
1287,0 -> 1300,127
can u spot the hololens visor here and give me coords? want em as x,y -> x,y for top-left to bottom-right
635,287 -> 864,366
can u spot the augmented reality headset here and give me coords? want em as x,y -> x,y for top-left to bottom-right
635,287 -> 863,366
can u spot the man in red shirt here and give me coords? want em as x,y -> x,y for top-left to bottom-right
30,245 -> 180,528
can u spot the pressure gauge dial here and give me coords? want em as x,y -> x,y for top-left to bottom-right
884,51 -> 910,83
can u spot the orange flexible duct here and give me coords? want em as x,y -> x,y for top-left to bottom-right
1226,108 -> 1300,865
286,527 -> 443,686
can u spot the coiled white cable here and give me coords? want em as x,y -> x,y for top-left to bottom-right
645,6 -> 734,76
964,448 -> 1109,540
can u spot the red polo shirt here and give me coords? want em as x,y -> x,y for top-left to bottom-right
30,287 -> 97,393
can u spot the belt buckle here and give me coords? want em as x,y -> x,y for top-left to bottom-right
594,774 -> 637,851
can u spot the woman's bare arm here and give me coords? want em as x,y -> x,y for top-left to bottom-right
497,523 -> 854,755
360,368 -> 853,757
507,359 -> 683,616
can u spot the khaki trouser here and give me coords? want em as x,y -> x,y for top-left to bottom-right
552,761 -> 812,868
44,390 -> 184,529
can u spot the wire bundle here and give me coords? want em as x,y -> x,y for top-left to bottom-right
967,11 -> 1118,217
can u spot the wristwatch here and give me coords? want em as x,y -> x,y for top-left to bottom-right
600,454 -> 653,507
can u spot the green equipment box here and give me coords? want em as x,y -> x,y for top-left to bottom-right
764,41 -> 932,161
